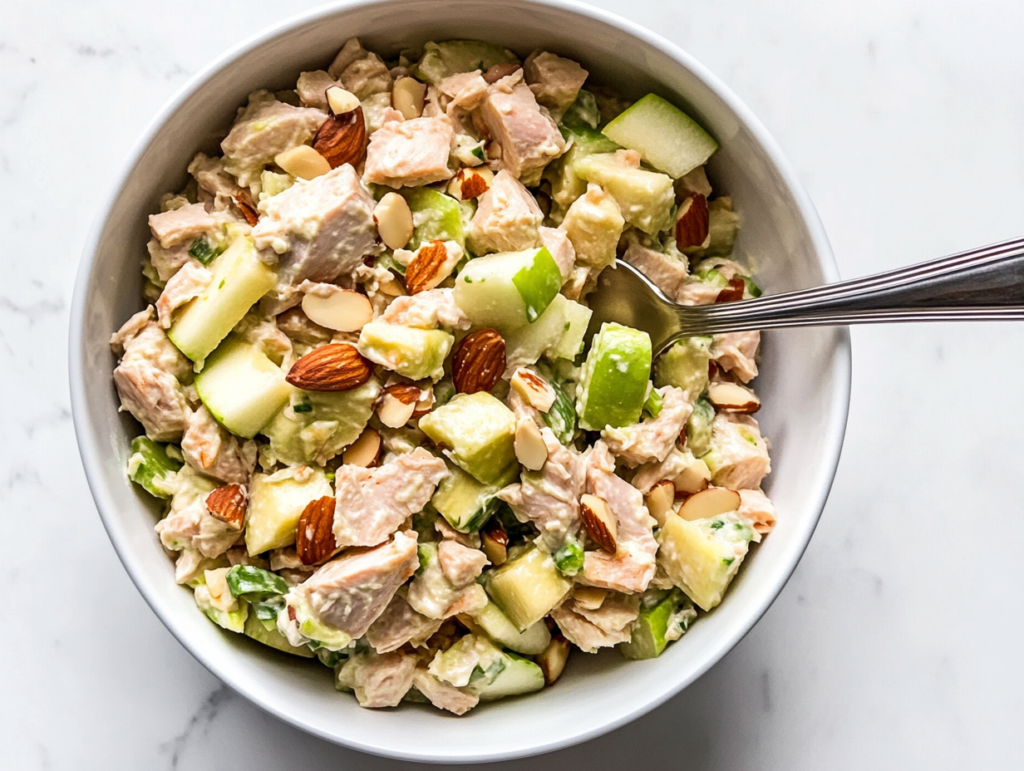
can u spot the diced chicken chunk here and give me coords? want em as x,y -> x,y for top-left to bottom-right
252,164 -> 378,308
407,544 -> 487,620
156,466 -> 239,561
233,312 -> 294,366
498,428 -> 585,553
155,261 -> 212,328
294,530 -> 419,638
363,114 -> 454,188
366,592 -> 444,653
188,153 -> 247,210
631,446 -> 694,494
148,203 -> 218,249
437,540 -> 488,589
674,280 -> 723,306
327,38 -> 392,99
412,669 -> 479,716
622,234 -> 690,300
707,413 -> 771,490
581,441 -> 658,594
738,488 -> 776,534
538,226 -> 575,283
296,70 -> 342,109
435,517 -> 481,548
147,240 -> 193,284
181,405 -> 257,485
439,71 -> 489,113
221,90 -> 327,187
479,70 -> 566,179
332,447 -> 448,548
524,51 -> 589,113
711,331 -> 760,383
602,386 -> 693,467
467,170 -> 543,254
377,287 -> 470,330
111,315 -> 191,442
550,591 -> 639,653
338,650 -> 416,708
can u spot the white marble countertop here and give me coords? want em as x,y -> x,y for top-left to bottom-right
3,0 -> 1024,768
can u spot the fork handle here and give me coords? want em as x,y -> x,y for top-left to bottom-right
686,235 -> 1024,336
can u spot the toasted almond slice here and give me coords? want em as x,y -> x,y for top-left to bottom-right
481,519 -> 508,567
707,381 -> 761,413
510,368 -> 555,412
326,86 -> 360,115
374,192 -> 414,251
678,487 -> 741,521
296,495 -> 338,566
343,427 -> 382,467
580,494 -> 617,553
274,145 -> 331,180
538,635 -> 571,685
674,459 -> 711,496
447,167 -> 494,200
301,286 -> 373,333
645,480 -> 676,527
573,587 -> 608,611
515,419 -> 548,471
411,384 -> 434,419
378,385 -> 420,428
391,76 -> 427,120
675,193 -> 710,249
377,271 -> 407,297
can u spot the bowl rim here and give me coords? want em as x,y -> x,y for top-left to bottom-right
69,0 -> 852,762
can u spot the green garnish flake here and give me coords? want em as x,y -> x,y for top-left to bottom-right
553,537 -> 584,576
471,146 -> 486,161
226,565 -> 288,600
722,557 -> 735,566
710,520 -> 724,530
741,275 -> 762,298
253,599 -> 283,622
293,402 -> 313,413
218,279 -> 226,289
643,387 -> 664,419
744,435 -> 758,445
417,544 -> 432,575
188,236 -> 218,265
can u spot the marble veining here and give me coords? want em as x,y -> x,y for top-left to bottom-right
3,0 -> 1024,769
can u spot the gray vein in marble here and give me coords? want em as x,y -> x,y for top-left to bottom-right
0,296 -> 66,324
160,685 -> 234,770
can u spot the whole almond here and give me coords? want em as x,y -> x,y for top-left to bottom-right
313,106 -> 367,169
452,328 -> 506,394
675,193 -> 709,248
538,634 -> 570,685
377,383 -> 421,428
205,484 -> 246,530
296,495 -> 338,566
286,343 -> 374,391
580,493 -> 618,553
405,240 -> 456,295
480,518 -> 508,567
483,63 -> 521,84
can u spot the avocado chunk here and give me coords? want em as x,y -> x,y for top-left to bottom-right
654,336 -> 712,403
413,40 -> 519,84
574,153 -> 674,235
419,392 -> 517,485
245,465 -> 332,556
126,436 -> 182,498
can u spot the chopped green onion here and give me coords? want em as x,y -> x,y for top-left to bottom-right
188,236 -> 218,265
226,565 -> 288,600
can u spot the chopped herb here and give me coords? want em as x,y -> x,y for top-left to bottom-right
722,557 -> 735,566
741,275 -> 763,298
226,565 -> 288,600
553,537 -> 584,576
188,236 -> 218,265
417,544 -> 432,575
471,146 -> 486,161
293,402 -> 313,413
710,520 -> 724,530
218,279 -> 226,289
744,435 -> 758,445
464,276 -> 473,283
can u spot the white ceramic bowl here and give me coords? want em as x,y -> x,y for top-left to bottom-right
70,0 -> 850,762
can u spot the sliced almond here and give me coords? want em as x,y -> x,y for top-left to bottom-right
377,384 -> 420,428
326,86 -> 360,116
343,427 -> 382,467
205,484 -> 246,530
405,240 -> 458,294
678,487 -> 741,521
374,192 -> 414,251
377,271 -> 407,297
674,459 -> 711,496
645,480 -> 676,527
573,587 -> 608,611
391,76 -> 427,120
274,145 -> 331,180
232,194 -> 259,226
296,495 -> 338,566
286,343 -> 374,391
480,518 -> 508,567
510,368 -> 555,412
301,286 -> 373,333
580,494 -> 617,553
538,634 -> 571,685
411,384 -> 434,419
707,381 -> 761,413
447,167 -> 494,200
674,193 -> 710,249
515,419 -> 548,471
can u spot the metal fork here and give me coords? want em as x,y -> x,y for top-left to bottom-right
585,235 -> 1024,353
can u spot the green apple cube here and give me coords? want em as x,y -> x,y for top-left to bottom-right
654,336 -> 712,403
419,392 -> 517,485
402,187 -> 465,249
574,153 -> 674,235
602,94 -> 719,179
485,547 -> 572,632
260,379 -> 381,465
357,322 -> 454,381
413,40 -> 519,84
243,612 -> 315,658
245,465 -> 332,555
560,182 -> 626,270
504,294 -> 586,368
194,336 -> 291,438
657,513 -> 755,611
469,601 -> 551,655
618,590 -> 693,660
547,126 -> 621,212
472,652 -> 545,702
126,436 -> 182,498
168,236 -> 277,363
453,247 -> 562,332
431,462 -> 502,532
685,396 -> 715,457
551,298 -> 593,360
576,322 -> 652,431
